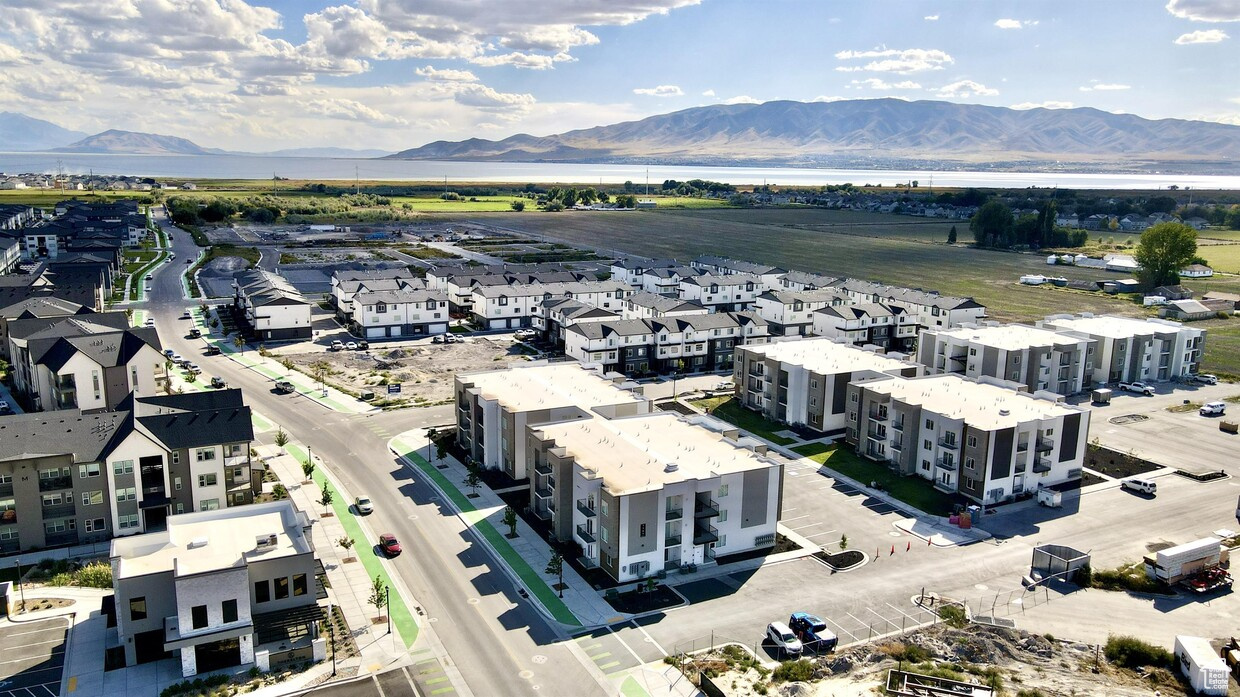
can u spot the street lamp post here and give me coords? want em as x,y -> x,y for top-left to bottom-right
328,607 -> 337,677
386,585 -> 391,635
15,557 -> 24,611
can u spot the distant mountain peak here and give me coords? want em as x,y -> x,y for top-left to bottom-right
0,112 -> 89,152
55,129 -> 221,155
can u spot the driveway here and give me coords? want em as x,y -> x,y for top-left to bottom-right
0,616 -> 69,697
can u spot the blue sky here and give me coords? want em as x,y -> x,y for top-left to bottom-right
1,0 -> 1237,150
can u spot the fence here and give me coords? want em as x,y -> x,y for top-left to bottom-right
0,541 -> 113,569
960,583 -> 1066,625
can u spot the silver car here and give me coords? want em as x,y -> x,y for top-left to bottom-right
355,496 -> 374,515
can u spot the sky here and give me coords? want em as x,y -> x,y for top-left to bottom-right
1,0 -> 1238,152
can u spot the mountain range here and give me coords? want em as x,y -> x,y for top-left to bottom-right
386,99 -> 1240,171
0,111 -> 89,151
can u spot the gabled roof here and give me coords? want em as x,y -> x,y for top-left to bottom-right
610,258 -> 681,271
624,291 -> 707,314
757,289 -> 848,305
568,319 -> 653,340
235,269 -> 308,306
779,270 -> 841,288
333,268 -> 416,284
816,302 -> 907,321
31,327 -> 162,372
8,312 -> 130,342
127,389 -> 254,450
680,273 -> 764,288
339,278 -> 426,296
0,409 -> 128,463
355,288 -> 448,305
0,295 -> 90,321
693,255 -> 786,275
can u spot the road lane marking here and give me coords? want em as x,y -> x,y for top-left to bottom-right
631,620 -> 669,657
606,625 -> 647,665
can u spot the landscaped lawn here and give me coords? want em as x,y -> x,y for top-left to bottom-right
688,396 -> 797,445
790,442 -> 961,517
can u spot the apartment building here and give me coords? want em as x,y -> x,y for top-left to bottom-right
455,363 -> 650,480
431,267 -> 586,314
1037,314 -> 1205,385
533,296 -> 617,347
564,313 -> 769,376
813,303 -> 919,351
918,323 -> 1096,395
678,274 -> 767,312
754,289 -> 851,337
527,411 -> 782,582
777,270 -> 839,291
0,296 -> 95,361
836,280 -> 986,330
845,375 -> 1089,504
0,390 -> 257,554
621,291 -> 707,320
692,256 -> 787,286
7,313 -> 164,412
110,500 -> 321,676
348,288 -> 450,339
609,259 -> 683,288
0,236 -> 18,274
638,266 -> 698,297
469,280 -> 630,330
329,268 -> 420,317
735,338 -> 920,434
233,269 -> 312,342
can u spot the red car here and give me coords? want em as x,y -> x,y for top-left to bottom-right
378,534 -> 402,557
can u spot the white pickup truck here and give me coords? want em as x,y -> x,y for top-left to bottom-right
1118,381 -> 1155,395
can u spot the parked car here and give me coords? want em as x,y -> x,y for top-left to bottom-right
274,380 -> 295,394
164,348 -> 176,358
355,496 -> 374,515
378,533 -> 402,556
715,380 -> 733,391
329,340 -> 344,351
171,353 -> 184,364
356,340 -> 369,350
185,259 -> 191,264
210,376 -> 226,388
1200,401 -> 1226,416
205,345 -> 221,356
432,335 -> 444,344
514,329 -> 537,340
188,328 -> 201,338
1118,381 -> 1155,396
788,613 -> 838,653
346,341 -> 358,351
144,318 -> 155,327
180,311 -> 191,320
185,363 -> 202,374
1120,478 -> 1158,496
766,621 -> 803,657
1192,373 -> 1219,385
0,400 -> 12,415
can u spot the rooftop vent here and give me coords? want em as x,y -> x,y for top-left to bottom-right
664,463 -> 679,473
998,409 -> 1010,416
188,537 -> 209,549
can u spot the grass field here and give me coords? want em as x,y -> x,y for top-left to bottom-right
688,396 -> 797,445
790,442 -> 961,516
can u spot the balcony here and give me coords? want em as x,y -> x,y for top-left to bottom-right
867,427 -> 888,441
1035,438 -> 1054,453
665,506 -> 683,521
935,457 -> 956,471
0,483 -> 12,497
693,523 -> 719,545
868,407 -> 889,421
534,486 -> 553,500
937,437 -> 959,450
575,524 -> 597,544
705,547 -> 717,561
224,454 -> 249,468
39,476 -> 72,492
41,502 -> 76,519
892,419 -> 904,432
1033,458 -> 1053,474
534,461 -> 552,477
579,557 -> 598,570
576,499 -> 596,517
694,497 -> 720,518
1016,442 -> 1030,453
933,480 -> 955,494
665,533 -> 682,547
45,531 -> 79,547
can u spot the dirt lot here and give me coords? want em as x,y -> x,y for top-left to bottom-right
283,337 -> 532,405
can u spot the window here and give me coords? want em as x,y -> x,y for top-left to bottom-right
965,457 -> 976,470
232,468 -> 246,480
197,473 -> 217,487
43,518 -> 74,534
292,573 -> 307,597
964,476 -> 977,489
130,597 -> 147,621
191,605 -> 208,630
254,580 -> 270,603
718,534 -> 727,547
176,503 -> 184,514
0,528 -> 17,542
92,370 -> 101,399
600,527 -> 609,543
923,439 -> 932,450
274,576 -> 290,600
171,452 -> 180,465
81,491 -> 104,506
718,509 -> 728,523
174,477 -> 182,491
718,484 -> 729,498
118,514 -> 139,529
639,524 -> 647,538
1045,428 -> 1054,436
115,487 -> 136,502
195,449 -> 216,462
967,435 -> 978,448
922,460 -> 930,472
42,493 -> 63,506
222,599 -> 238,623
79,463 -> 100,478
85,518 -> 106,532
40,466 -> 70,481
113,460 -> 134,475
199,498 -> 220,511
850,393 -> 858,402
925,419 -> 934,430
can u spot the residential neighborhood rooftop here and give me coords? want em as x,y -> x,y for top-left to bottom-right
458,363 -> 644,412
861,374 -> 1080,430
1041,314 -> 1190,339
742,337 -> 915,375
933,323 -> 1089,350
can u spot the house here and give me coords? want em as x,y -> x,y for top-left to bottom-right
469,280 -> 629,330
110,500 -> 322,676
232,269 -> 312,342
348,288 -> 449,339
692,256 -> 786,286
0,295 -> 94,361
621,291 -> 708,320
533,296 -> 617,347
455,363 -> 651,480
1160,300 -> 1216,322
813,303 -> 919,352
1152,285 -> 1193,301
528,411 -> 782,582
845,374 -> 1090,505
1038,314 -> 1205,385
564,313 -> 769,376
734,337 -> 920,434
0,389 -> 257,554
0,204 -> 38,230
608,259 -> 684,288
329,268 -> 420,317
753,289 -> 850,337
917,323 -> 1096,396
1180,264 -> 1214,279
834,280 -> 986,330
638,266 -> 698,297
1103,254 -> 1140,273
1202,292 -> 1240,312
0,237 -> 19,274
777,270 -> 840,291
678,274 -> 767,312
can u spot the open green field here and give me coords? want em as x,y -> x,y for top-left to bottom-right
688,396 -> 797,445
790,442 -> 961,516
0,189 -> 146,208
678,207 -> 961,242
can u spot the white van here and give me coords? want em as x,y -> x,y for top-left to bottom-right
1200,401 -> 1226,416
1120,478 -> 1157,496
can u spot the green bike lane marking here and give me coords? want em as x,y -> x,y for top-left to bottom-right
390,437 -> 581,627
129,249 -> 169,302
283,443 -> 420,649
620,676 -> 652,697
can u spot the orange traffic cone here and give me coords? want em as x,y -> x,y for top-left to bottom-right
906,541 -> 911,552
890,545 -> 895,556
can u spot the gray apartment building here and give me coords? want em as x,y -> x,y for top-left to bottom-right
917,323 -> 1097,395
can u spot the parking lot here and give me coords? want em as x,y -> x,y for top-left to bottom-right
0,616 -> 69,697
779,450 -> 910,554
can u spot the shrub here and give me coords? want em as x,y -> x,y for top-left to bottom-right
1105,635 -> 1173,670
937,604 -> 968,628
1016,690 -> 1048,697
75,562 -> 113,588
772,659 -> 815,683
49,572 -> 74,586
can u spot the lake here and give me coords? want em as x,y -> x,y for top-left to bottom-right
1,152 -> 1238,190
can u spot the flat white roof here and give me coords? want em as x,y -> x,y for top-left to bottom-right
534,412 -> 777,496
460,363 -> 644,412
1044,315 -> 1188,339
111,500 -> 311,579
934,324 -> 1087,351
862,374 -> 1079,430
742,337 -> 915,376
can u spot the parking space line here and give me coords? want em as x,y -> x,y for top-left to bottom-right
801,530 -> 838,539
631,620 -> 669,657
789,520 -> 830,528
606,625 -> 647,665
590,651 -> 612,661
597,660 -> 621,671
782,514 -> 810,523
823,616 -> 858,642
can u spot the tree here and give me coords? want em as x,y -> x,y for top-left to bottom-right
970,200 -> 1014,248
464,467 -> 481,497
623,180 -> 634,193
302,458 -> 316,480
561,188 -> 579,208
947,226 -> 957,244
510,200 -> 525,212
319,481 -> 333,508
614,194 -> 637,208
274,428 -> 290,447
233,335 -> 245,353
1135,222 -> 1198,289
1143,196 -> 1177,215
502,505 -> 518,537
545,551 -> 564,598
839,534 -> 848,550
368,574 -> 387,620
338,536 -> 355,561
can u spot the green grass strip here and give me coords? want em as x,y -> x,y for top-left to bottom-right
392,438 -> 581,627
620,676 -> 651,697
284,443 -> 419,648
128,249 -> 168,301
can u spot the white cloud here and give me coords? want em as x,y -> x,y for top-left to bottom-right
810,95 -> 847,102
849,78 -> 922,90
469,51 -> 576,70
415,65 -> 479,82
995,18 -> 1038,29
924,14 -> 939,21
633,84 -> 684,97
834,48 -> 953,74
723,95 -> 761,104
1010,100 -> 1075,110
1079,82 -> 1131,91
304,98 -> 409,126
1166,0 -> 1240,22
452,84 -> 536,110
1175,29 -> 1230,43
701,89 -> 715,97
0,42 -> 26,65
936,80 -> 998,97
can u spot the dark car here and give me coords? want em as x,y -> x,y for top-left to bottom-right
357,340 -> 369,350
205,345 -> 221,356
188,328 -> 201,338
210,376 -> 226,388
378,533 -> 402,557
789,612 -> 838,653
185,258 -> 192,264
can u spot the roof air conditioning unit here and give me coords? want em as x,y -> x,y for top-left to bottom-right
255,533 -> 278,549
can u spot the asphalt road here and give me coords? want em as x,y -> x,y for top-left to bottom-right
141,215 -> 610,697
0,616 -> 69,697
